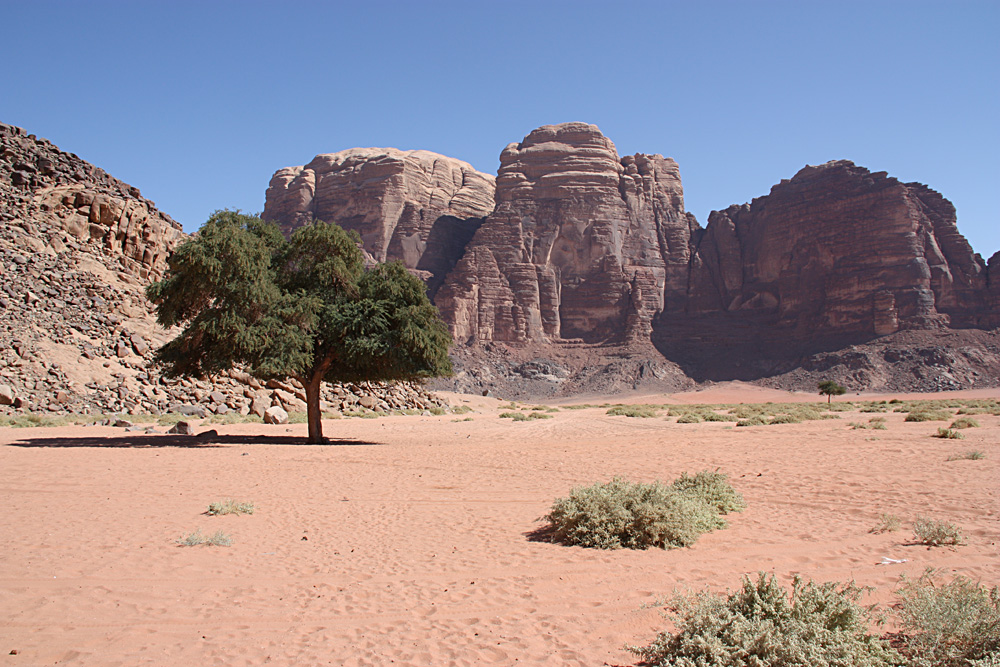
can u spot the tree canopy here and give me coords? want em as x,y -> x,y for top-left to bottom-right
817,380 -> 847,403
146,210 -> 452,443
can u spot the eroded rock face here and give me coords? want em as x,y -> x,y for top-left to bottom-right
436,122 -> 698,345
685,160 -> 992,338
262,147 -> 495,297
1,122 -> 185,281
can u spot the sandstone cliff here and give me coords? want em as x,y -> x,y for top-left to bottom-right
262,147 -> 495,297
684,160 -> 991,338
436,122 -> 699,346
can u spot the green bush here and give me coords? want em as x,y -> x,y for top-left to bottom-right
895,570 -> 1000,667
542,473 -> 743,550
606,404 -> 660,418
629,573 -> 899,666
913,518 -> 966,547
450,405 -> 473,414
768,413 -> 802,425
934,428 -> 965,439
906,410 -> 953,422
950,416 -> 979,429
675,413 -> 702,424
736,415 -> 767,427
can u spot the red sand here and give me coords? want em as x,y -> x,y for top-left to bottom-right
2,385 -> 998,665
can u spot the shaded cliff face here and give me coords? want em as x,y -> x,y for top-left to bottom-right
262,147 -> 495,297
684,160 -> 991,339
436,122 -> 698,345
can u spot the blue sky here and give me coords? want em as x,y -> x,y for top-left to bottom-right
4,1 -> 998,256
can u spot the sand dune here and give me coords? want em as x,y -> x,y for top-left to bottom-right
2,388 -> 998,665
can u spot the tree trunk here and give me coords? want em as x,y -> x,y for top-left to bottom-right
827,394 -> 831,404
304,374 -> 325,444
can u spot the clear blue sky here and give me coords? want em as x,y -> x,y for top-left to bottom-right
4,1 -> 998,256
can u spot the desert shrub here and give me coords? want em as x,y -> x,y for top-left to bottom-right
852,420 -> 888,430
949,416 -> 979,429
768,413 -> 802,425
562,404 -> 593,410
861,404 -> 889,413
0,413 -> 75,428
934,428 -> 965,439
946,450 -> 986,461
286,411 -> 308,423
542,474 -> 742,550
606,404 -> 660,418
906,410 -> 953,422
526,411 -> 552,420
869,513 -> 902,534
675,413 -> 701,424
450,405 -> 473,414
895,570 -> 1000,667
670,470 -> 746,514
498,411 -> 518,419
825,402 -> 854,412
913,518 -> 966,547
451,417 -> 474,422
207,412 -> 263,425
736,415 -> 768,427
427,406 -> 446,416
177,529 -> 232,547
206,499 -> 255,516
629,573 -> 899,666
701,411 -> 736,422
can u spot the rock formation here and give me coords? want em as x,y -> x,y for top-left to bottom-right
683,160 -> 992,338
436,122 -> 699,346
262,148 -> 495,297
0,123 -> 453,416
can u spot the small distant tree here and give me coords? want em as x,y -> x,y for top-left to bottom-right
818,380 -> 847,403
146,210 -> 452,443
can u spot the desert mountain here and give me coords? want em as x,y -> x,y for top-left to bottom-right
266,122 -> 1000,397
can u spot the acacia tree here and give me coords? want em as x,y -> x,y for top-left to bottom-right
146,210 -> 452,443
817,380 -> 847,404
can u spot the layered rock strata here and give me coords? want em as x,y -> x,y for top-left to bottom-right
683,160 -> 993,339
436,122 -> 699,345
263,148 -> 495,297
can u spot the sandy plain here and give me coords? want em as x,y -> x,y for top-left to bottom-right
1,383 -> 998,666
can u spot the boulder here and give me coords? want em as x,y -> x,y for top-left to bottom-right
168,421 -> 194,435
263,405 -> 288,425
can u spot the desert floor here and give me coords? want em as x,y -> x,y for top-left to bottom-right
1,383 -> 998,666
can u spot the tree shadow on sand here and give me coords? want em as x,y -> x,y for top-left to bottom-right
10,433 -> 383,449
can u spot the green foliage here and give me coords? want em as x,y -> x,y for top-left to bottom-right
450,405 -> 473,414
949,416 -> 979,429
206,412 -> 263,425
670,470 -> 747,514
629,573 -> 899,666
675,413 -> 702,424
542,472 -> 743,550
946,450 -> 986,461
818,380 -> 847,402
767,413 -> 802,425
606,404 -> 660,418
869,513 -> 902,534
146,212 -> 452,443
907,410 -> 953,422
912,518 -> 966,547
206,499 -> 255,516
736,415 -> 768,427
895,570 -> 1000,667
177,529 -> 232,547
934,427 -> 965,439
